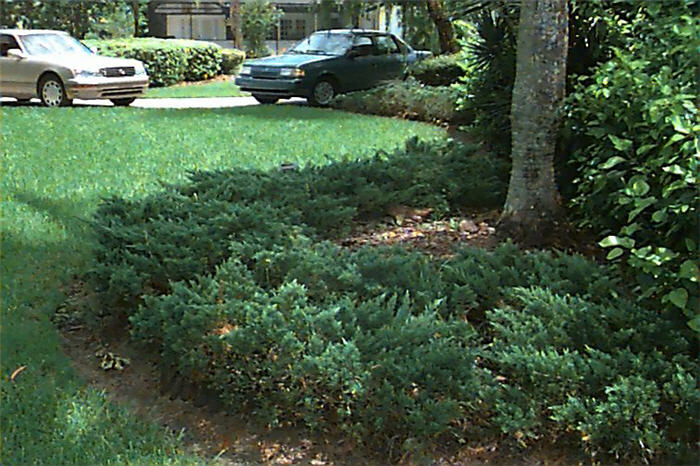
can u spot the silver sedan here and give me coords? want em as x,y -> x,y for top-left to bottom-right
0,29 -> 148,107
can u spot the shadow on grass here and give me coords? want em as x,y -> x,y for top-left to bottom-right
10,190 -> 94,238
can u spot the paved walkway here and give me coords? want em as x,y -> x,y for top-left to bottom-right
0,96 -> 306,109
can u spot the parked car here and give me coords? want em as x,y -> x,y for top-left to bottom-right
0,29 -> 148,107
235,29 -> 431,106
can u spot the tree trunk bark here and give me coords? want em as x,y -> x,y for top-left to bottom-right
131,1 -> 142,37
425,0 -> 458,54
230,0 -> 243,49
499,0 -> 568,246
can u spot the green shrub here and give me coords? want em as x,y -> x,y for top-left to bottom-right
407,54 -> 466,87
86,38 -> 242,86
221,48 -> 246,74
90,139 -> 507,313
486,287 -> 698,461
331,78 -> 474,125
567,0 -> 699,329
90,137 -> 696,462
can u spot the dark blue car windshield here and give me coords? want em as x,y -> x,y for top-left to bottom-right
289,33 -> 353,56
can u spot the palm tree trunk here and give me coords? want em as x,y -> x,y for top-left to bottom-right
500,0 -> 568,245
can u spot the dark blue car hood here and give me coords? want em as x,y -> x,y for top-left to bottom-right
244,53 -> 335,68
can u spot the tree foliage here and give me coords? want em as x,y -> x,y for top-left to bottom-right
0,0 -> 142,38
240,0 -> 282,58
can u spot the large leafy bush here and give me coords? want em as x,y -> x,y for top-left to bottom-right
567,0 -> 699,329
87,38 -> 243,86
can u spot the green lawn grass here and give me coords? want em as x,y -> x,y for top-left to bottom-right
0,105 -> 444,464
144,78 -> 248,98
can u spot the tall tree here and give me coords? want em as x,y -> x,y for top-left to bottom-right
229,0 -> 243,48
128,0 -> 147,37
500,0 -> 568,245
425,0 -> 458,54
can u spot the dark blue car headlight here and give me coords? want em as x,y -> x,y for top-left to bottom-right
279,67 -> 305,78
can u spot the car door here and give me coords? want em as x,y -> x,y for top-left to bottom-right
373,34 -> 406,83
0,34 -> 25,97
337,34 -> 382,92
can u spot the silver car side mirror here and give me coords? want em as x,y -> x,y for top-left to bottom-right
7,48 -> 27,59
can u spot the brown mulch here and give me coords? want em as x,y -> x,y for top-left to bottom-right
168,74 -> 234,87
340,207 -> 501,257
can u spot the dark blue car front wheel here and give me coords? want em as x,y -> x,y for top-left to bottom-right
309,78 -> 336,107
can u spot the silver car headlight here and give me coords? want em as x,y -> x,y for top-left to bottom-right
240,65 -> 252,75
74,69 -> 102,78
279,67 -> 305,78
134,62 -> 147,76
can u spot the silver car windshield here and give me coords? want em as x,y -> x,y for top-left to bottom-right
290,32 -> 353,56
20,33 -> 92,56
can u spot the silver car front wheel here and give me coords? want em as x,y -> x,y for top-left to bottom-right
39,75 -> 70,107
309,79 -> 336,106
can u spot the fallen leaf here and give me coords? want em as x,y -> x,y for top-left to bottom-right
10,365 -> 27,382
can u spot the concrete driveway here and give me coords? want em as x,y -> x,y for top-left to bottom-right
0,96 -> 307,108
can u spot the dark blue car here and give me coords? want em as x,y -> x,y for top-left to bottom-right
235,29 -> 430,106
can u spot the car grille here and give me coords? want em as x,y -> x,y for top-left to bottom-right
99,86 -> 146,98
101,67 -> 136,77
251,66 -> 279,79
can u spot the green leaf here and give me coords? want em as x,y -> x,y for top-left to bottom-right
600,156 -> 626,170
670,115 -> 690,134
627,176 -> 650,196
665,133 -> 687,147
662,164 -> 686,176
679,260 -> 698,282
599,236 -> 635,249
687,313 -> 700,333
667,288 -> 688,309
636,144 -> 656,155
651,208 -> 667,223
628,197 -> 656,221
606,248 -> 624,260
608,135 -> 633,152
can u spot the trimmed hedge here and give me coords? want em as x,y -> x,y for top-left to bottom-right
331,78 -> 474,125
89,138 -> 697,462
407,53 -> 466,87
221,48 -> 245,74
86,38 -> 245,87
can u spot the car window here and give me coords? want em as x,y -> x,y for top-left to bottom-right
0,34 -> 20,57
290,32 -> 353,56
375,35 -> 399,55
353,36 -> 373,47
348,35 -> 375,57
20,33 -> 92,56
